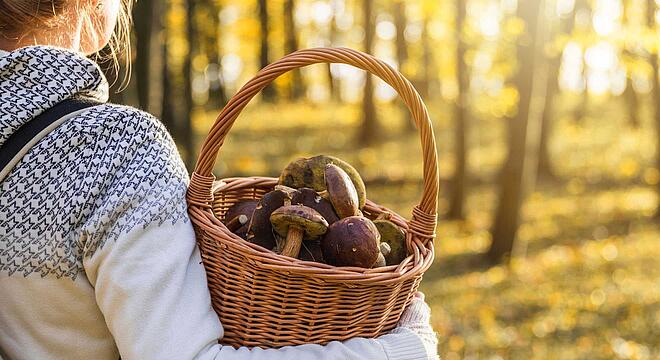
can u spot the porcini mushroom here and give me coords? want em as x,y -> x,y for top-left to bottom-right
223,199 -> 258,239
298,239 -> 325,263
246,188 -> 293,250
321,216 -> 380,268
373,253 -> 386,268
291,187 -> 339,225
323,164 -> 360,219
374,219 -> 407,265
372,243 -> 391,268
278,155 -> 367,209
270,205 -> 329,258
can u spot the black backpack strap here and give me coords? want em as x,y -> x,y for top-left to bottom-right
0,98 -> 102,181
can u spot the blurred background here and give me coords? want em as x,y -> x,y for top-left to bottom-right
107,0 -> 659,358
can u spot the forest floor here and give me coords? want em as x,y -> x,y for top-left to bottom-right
197,98 -> 660,359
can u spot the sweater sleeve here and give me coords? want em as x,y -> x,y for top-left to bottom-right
81,109 -> 427,360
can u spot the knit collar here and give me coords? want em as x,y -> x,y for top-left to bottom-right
0,46 -> 108,147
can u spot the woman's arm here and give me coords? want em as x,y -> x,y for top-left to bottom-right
85,219 -> 427,360
81,108 -> 434,360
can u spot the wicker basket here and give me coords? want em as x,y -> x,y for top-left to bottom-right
186,47 -> 439,348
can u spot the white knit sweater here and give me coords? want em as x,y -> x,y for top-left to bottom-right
0,46 -> 430,360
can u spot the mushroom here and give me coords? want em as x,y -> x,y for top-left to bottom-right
373,253 -> 386,268
223,199 -> 259,239
322,164 -> 360,219
291,187 -> 339,225
278,155 -> 367,209
225,214 -> 249,231
246,188 -> 293,250
321,216 -> 380,268
372,243 -> 391,268
374,219 -> 407,265
298,239 -> 325,263
270,205 -> 329,258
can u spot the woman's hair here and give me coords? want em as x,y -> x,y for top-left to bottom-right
0,0 -> 132,86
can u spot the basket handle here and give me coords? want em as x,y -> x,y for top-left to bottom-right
188,47 -> 438,242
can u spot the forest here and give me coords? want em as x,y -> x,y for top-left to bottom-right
107,0 -> 660,358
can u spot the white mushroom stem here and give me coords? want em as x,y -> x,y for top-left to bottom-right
280,226 -> 304,257
376,212 -> 392,221
226,214 -> 248,231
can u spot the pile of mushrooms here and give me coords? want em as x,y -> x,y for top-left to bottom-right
222,155 -> 408,268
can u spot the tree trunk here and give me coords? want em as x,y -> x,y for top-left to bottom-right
624,72 -> 640,128
182,0 -> 197,170
358,0 -> 379,145
393,1 -> 414,132
133,0 -> 160,112
447,0 -> 468,219
419,16 -> 432,99
538,3 -> 576,181
647,0 -> 660,217
161,30 -> 177,139
573,0 -> 590,124
284,0 -> 305,100
258,0 -> 276,101
537,71 -> 557,181
206,0 -> 227,108
487,0 -> 543,264
326,2 -> 339,101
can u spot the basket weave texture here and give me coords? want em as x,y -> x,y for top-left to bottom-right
186,47 -> 439,348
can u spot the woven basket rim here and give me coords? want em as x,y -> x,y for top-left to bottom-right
190,176 -> 435,284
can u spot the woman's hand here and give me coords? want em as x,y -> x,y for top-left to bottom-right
391,292 -> 439,360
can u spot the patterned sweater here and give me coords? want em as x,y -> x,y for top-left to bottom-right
0,46 -> 428,360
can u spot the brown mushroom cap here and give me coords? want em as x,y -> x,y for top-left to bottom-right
246,189 -> 293,250
321,216 -> 381,268
291,188 -> 339,225
223,200 -> 259,239
278,155 -> 367,209
270,205 -> 329,240
324,164 -> 360,218
374,219 -> 407,265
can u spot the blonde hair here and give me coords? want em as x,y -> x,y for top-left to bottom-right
0,0 -> 132,86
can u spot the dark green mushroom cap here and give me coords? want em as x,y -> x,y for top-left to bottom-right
278,155 -> 367,209
270,205 -> 329,240
374,219 -> 407,265
324,164 -> 360,218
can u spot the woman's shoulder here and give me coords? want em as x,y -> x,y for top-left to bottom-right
79,103 -> 170,141
68,102 -> 188,179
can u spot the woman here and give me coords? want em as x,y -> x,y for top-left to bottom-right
0,0 -> 439,359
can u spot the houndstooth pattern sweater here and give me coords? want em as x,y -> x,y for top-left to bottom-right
0,46 -> 429,360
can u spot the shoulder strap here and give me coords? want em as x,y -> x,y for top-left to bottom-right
0,98 -> 102,182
